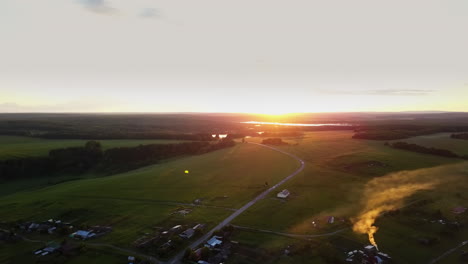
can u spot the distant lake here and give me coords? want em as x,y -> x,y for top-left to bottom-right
212,134 -> 228,138
241,121 -> 352,127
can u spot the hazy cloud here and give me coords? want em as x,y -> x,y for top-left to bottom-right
0,101 -> 118,113
319,89 -> 435,96
79,0 -> 117,15
139,8 -> 159,19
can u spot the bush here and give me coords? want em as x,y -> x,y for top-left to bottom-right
261,138 -> 288,145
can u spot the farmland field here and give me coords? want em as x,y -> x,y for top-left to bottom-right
0,135 -> 191,160
0,142 -> 300,263
233,131 -> 468,263
390,132 -> 468,156
2,131 -> 468,264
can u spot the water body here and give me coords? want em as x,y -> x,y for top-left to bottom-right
241,121 -> 352,127
212,134 -> 228,138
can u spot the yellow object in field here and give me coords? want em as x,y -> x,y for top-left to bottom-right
185,170 -> 189,174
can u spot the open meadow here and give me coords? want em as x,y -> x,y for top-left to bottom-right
232,131 -> 468,263
0,142 -> 300,263
390,132 -> 468,156
0,135 -> 191,160
2,131 -> 468,264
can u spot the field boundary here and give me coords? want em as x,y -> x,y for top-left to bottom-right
232,224 -> 349,239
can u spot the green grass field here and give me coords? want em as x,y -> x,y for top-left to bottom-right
233,131 -> 468,263
236,132 -> 461,231
2,131 -> 468,263
0,142 -> 300,263
390,132 -> 468,156
0,135 -> 190,160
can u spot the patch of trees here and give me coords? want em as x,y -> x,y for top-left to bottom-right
353,129 -> 440,140
257,132 -> 303,137
353,125 -> 468,140
0,141 -> 103,180
451,133 -> 468,140
388,142 -> 463,159
261,138 -> 288,145
102,139 -> 235,173
0,139 -> 236,181
39,132 -> 216,141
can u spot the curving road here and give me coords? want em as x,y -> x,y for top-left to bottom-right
168,142 -> 306,264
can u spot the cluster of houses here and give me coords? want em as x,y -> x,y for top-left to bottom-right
191,235 -> 233,264
188,226 -> 236,264
18,218 -> 112,242
11,219 -> 112,259
33,242 -> 62,257
345,245 -> 392,264
134,223 -> 205,255
18,219 -> 73,234
32,240 -> 79,258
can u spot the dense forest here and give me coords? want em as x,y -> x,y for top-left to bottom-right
388,142 -> 463,159
353,125 -> 468,140
0,139 -> 236,181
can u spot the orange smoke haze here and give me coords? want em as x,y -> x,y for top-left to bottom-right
352,163 -> 468,250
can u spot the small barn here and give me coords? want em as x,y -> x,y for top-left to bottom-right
277,189 -> 290,199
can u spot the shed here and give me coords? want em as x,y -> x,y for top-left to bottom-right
277,189 -> 290,199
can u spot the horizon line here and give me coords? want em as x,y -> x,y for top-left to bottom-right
0,110 -> 464,115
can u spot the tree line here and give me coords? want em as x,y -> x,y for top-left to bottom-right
353,125 -> 468,141
387,142 -> 465,159
0,139 -> 236,181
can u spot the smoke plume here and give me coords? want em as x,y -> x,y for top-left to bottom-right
352,163 -> 467,249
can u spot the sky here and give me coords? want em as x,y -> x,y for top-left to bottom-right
0,0 -> 467,114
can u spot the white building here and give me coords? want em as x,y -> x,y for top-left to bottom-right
277,189 -> 290,199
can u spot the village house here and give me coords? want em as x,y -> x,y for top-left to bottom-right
205,236 -> 223,249
70,230 -> 96,240
33,242 -> 61,257
193,223 -> 205,230
179,228 -> 195,239
277,189 -> 290,199
170,225 -> 183,233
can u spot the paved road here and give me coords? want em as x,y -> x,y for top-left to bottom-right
428,240 -> 468,264
168,142 -> 306,264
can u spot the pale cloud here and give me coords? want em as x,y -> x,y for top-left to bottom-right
318,89 -> 435,96
0,0 -> 467,112
78,0 -> 117,15
0,100 -> 122,113
139,8 -> 159,19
